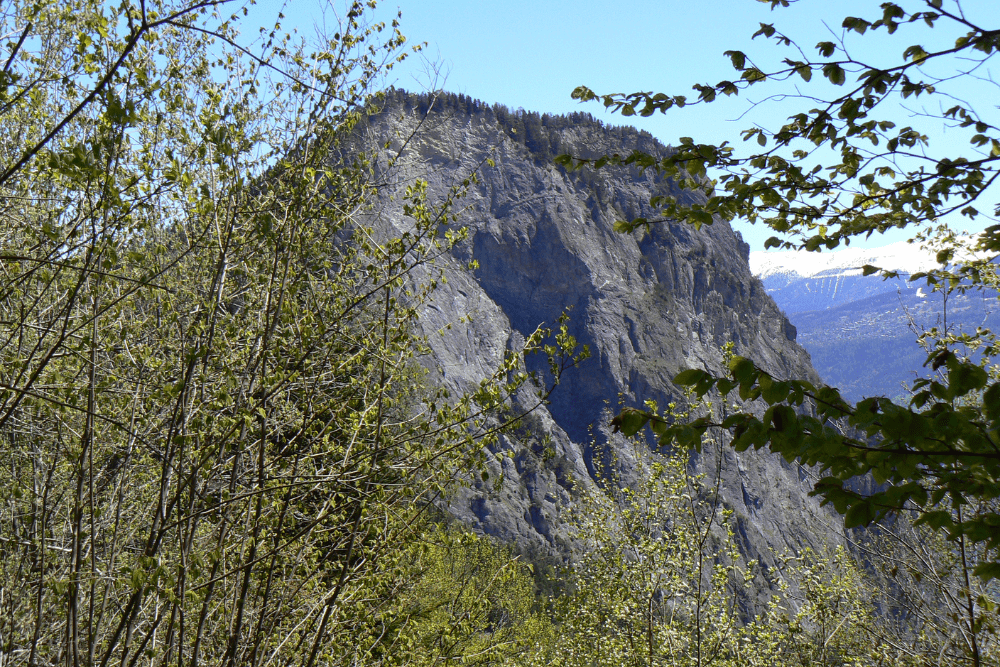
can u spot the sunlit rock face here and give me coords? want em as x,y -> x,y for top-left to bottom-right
359,90 -> 838,580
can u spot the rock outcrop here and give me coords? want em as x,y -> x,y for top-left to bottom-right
361,91 -> 842,576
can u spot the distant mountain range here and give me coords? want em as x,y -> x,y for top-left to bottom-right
752,242 -> 939,313
751,241 -> 1000,402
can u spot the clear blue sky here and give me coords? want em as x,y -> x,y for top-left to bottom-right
247,0 -> 997,250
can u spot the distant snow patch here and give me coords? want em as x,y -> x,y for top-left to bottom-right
749,240 -> 941,280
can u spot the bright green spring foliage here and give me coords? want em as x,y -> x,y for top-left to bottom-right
736,547 -> 889,667
517,398 -> 931,667
569,0 -> 1000,589
614,349 -> 1000,580
0,1 -> 586,665
515,395 -> 998,666
385,526 -> 551,666
527,444 -> 752,667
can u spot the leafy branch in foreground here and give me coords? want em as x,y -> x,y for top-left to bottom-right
561,1 -> 1000,253
0,1 -> 586,665
612,351 -> 1000,579
576,0 -> 1000,590
525,397 -> 949,667
525,398 -> 755,667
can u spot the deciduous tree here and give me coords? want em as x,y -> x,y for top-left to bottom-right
565,0 -> 1000,584
0,1 -> 579,664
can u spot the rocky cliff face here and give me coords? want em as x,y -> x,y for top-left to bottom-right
361,91 -> 840,574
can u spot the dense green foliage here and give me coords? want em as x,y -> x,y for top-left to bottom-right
525,423 -> 754,667
573,0 -> 1000,596
0,1 -> 581,664
515,397 -> 999,666
8,0 -> 999,665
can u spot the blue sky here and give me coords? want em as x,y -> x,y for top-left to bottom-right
247,0 -> 997,251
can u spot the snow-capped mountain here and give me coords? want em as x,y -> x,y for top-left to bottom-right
749,241 -> 940,314
749,239 -> 1000,401
750,240 -> 940,282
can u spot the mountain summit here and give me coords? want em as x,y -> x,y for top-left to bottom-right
361,90 -> 844,582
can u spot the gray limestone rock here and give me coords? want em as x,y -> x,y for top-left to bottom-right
359,92 -> 842,585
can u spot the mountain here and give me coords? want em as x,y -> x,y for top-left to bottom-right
751,242 -> 1000,401
751,241 -> 939,313
357,90 -> 844,581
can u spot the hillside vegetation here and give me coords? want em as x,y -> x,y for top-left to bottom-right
0,1 -> 996,666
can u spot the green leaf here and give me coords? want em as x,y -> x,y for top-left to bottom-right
753,23 -> 776,39
674,368 -> 709,386
948,362 -> 988,397
729,357 -> 755,383
842,17 -> 870,34
769,405 -> 796,432
721,414 -> 745,429
973,562 -> 1000,582
903,45 -> 929,64
689,210 -> 713,228
613,219 -> 635,233
725,50 -> 746,70
822,63 -> 846,85
915,510 -> 953,531
760,377 -> 789,404
611,408 -> 650,437
844,500 -> 877,529
984,383 -> 1000,421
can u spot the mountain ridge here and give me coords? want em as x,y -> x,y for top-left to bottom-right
352,90 -> 846,595
751,239 -> 1000,400
751,239 -> 939,283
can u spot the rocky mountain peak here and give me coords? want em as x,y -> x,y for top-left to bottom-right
362,90 -> 840,582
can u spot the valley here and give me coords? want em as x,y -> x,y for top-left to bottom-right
752,241 -> 1000,401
